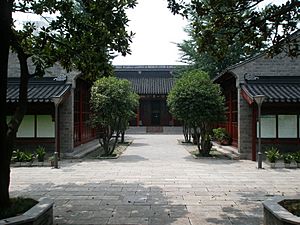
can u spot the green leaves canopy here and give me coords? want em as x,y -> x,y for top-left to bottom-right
90,76 -> 139,128
168,0 -> 300,61
167,70 -> 225,127
13,0 -> 137,79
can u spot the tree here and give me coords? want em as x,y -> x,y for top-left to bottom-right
168,0 -> 300,61
178,21 -> 260,78
90,76 -> 139,156
167,70 -> 225,156
0,0 -> 136,208
0,0 -> 13,210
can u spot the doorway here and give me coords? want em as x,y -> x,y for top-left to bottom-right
151,101 -> 161,125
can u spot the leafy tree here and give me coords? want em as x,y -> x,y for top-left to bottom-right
90,77 -> 139,156
178,21 -> 259,78
0,0 -> 136,208
168,0 -> 300,61
167,70 -> 225,156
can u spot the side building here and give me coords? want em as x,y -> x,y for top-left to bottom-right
214,31 -> 300,160
7,54 -> 97,158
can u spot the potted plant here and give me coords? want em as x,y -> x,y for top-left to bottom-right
48,156 -> 55,167
265,147 -> 280,168
282,153 -> 294,168
293,151 -> 300,168
35,146 -> 46,162
212,128 -> 232,145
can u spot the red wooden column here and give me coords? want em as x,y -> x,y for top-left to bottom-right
228,90 -> 233,134
136,105 -> 140,127
79,86 -> 83,142
252,106 -> 257,161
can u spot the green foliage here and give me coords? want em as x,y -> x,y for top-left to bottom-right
212,128 -> 232,145
90,76 -> 139,156
0,197 -> 38,219
11,150 -> 35,163
265,147 -> 280,163
168,0 -> 300,62
35,146 -> 46,162
168,70 -> 225,125
177,18 -> 258,78
167,69 -> 225,155
293,151 -> 300,163
11,0 -> 137,79
282,153 -> 294,164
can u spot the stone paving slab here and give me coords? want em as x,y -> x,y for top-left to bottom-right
10,134 -> 300,225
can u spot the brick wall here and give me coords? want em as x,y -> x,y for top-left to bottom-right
59,89 -> 74,154
237,87 -> 253,159
232,51 -> 300,84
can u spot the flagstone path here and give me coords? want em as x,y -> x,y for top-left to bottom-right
10,134 -> 300,225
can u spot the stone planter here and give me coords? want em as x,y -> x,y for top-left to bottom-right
0,197 -> 54,225
20,162 -> 33,167
263,196 -> 300,225
284,163 -> 291,168
270,162 -> 276,168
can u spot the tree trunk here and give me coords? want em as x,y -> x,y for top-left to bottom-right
100,126 -> 113,156
200,130 -> 212,157
193,127 -> 201,154
121,131 -> 125,143
0,0 -> 13,209
183,123 -> 191,143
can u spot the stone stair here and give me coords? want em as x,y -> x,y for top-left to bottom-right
212,141 -> 240,160
63,139 -> 100,159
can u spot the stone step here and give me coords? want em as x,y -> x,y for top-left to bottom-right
126,126 -> 182,134
146,126 -> 163,133
212,141 -> 240,160
63,139 -> 100,159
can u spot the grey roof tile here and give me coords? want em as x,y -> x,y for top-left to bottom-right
7,77 -> 71,103
115,68 -> 175,95
242,76 -> 300,103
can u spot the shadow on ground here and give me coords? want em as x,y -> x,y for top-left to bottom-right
11,180 -> 188,225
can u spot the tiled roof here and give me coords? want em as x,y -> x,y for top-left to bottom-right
7,77 -> 71,103
242,76 -> 300,103
115,67 -> 175,95
213,30 -> 300,82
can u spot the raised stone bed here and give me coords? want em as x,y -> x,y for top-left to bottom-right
263,196 -> 300,225
0,197 -> 53,225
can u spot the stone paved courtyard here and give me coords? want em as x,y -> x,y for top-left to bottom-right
10,135 -> 300,225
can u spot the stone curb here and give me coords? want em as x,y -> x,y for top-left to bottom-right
0,197 -> 54,225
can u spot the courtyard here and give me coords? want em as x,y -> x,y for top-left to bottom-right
10,134 -> 300,225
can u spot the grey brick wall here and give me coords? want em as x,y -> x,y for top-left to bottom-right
232,51 -> 300,84
59,89 -> 74,154
237,87 -> 253,159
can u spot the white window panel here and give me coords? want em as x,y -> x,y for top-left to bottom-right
257,115 -> 276,138
278,115 -> 297,138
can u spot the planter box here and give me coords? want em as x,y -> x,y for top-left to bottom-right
0,197 -> 54,225
263,196 -> 300,225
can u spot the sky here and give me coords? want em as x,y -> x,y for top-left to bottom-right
13,0 -> 287,66
112,0 -> 188,65
112,0 -> 287,66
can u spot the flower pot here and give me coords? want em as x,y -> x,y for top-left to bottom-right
297,162 -> 300,168
270,162 -> 276,168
